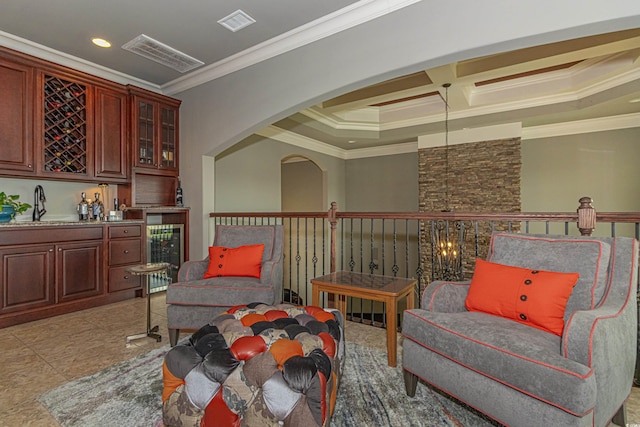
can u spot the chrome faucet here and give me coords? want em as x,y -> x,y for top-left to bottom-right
33,185 -> 46,221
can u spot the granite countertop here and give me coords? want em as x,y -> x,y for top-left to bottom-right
0,219 -> 144,228
123,206 -> 189,211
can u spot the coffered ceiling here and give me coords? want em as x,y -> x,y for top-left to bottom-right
267,28 -> 640,152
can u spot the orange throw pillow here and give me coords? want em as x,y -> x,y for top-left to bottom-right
465,258 -> 579,336
204,244 -> 264,279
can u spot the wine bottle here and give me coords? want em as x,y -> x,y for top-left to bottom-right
175,177 -> 184,207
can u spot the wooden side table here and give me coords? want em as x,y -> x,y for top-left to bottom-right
311,271 -> 417,367
125,262 -> 170,343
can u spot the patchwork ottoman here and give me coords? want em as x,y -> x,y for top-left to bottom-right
162,302 -> 345,426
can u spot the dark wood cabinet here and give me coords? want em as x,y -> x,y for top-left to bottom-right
0,244 -> 54,314
129,86 -> 181,176
0,47 -> 181,187
94,86 -> 129,182
107,224 -> 143,293
56,240 -> 103,302
0,222 -> 143,328
0,55 -> 35,174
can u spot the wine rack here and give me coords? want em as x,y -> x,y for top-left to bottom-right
43,75 -> 87,174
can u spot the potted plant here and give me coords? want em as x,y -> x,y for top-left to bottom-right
0,192 -> 32,223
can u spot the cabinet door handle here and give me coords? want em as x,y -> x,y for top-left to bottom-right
28,164 -> 32,168
49,248 -> 53,252
124,275 -> 129,279
58,248 -> 62,252
123,230 -> 129,233
124,250 -> 129,254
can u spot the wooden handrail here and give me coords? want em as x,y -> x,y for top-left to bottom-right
209,197 -> 640,280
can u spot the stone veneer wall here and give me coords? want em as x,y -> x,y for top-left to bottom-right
418,137 -> 521,282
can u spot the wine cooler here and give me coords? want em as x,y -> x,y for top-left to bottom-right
146,224 -> 184,293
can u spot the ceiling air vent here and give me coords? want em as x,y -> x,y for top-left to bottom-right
122,34 -> 204,73
218,10 -> 256,32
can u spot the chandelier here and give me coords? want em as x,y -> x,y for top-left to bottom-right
432,83 -> 466,281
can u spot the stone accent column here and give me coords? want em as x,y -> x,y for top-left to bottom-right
418,137 -> 522,282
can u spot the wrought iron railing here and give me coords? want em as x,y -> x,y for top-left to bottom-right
210,196 -> 640,327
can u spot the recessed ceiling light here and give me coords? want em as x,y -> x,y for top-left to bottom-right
348,140 -> 356,144
92,38 -> 111,48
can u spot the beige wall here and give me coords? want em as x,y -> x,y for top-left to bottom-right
214,136 -> 346,213
345,153 -> 418,212
522,128 -> 640,213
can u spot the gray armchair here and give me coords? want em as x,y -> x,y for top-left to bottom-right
402,233 -> 638,427
166,224 -> 284,346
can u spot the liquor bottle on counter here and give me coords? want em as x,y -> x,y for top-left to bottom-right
77,192 -> 90,221
175,177 -> 184,207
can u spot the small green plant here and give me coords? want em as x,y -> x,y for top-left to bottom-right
0,192 -> 32,217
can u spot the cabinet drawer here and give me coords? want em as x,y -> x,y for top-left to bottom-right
109,225 -> 141,239
108,265 -> 142,293
109,239 -> 141,265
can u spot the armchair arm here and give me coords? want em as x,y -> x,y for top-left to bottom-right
260,259 -> 278,285
260,256 -> 284,304
562,303 -> 636,368
177,259 -> 209,282
422,280 -> 471,312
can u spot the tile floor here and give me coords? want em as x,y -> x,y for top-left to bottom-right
0,293 -> 638,426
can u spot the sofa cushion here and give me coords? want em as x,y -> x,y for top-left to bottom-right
204,244 -> 264,279
465,259 -> 579,335
402,308 -> 596,416
166,277 -> 276,308
488,234 -> 611,320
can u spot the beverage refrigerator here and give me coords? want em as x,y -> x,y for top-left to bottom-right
146,224 -> 184,293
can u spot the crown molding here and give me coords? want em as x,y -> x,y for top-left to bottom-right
262,112 -> 640,159
256,126 -> 347,159
0,30 -> 160,92
522,112 -> 640,140
418,123 -> 523,149
162,0 -> 421,95
343,141 -> 418,159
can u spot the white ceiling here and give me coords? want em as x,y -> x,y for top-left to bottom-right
1,1 -> 638,153
0,0 -> 363,86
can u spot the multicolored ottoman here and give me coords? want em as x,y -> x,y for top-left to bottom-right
162,302 -> 345,427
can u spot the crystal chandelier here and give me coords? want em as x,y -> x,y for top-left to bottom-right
432,83 -> 465,281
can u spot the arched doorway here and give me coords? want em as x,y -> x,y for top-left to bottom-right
281,156 -> 324,212
280,155 -> 325,305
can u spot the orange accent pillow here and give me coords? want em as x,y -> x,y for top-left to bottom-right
204,244 -> 264,279
465,258 -> 579,336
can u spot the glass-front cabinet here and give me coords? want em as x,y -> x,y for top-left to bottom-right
130,86 -> 180,176
160,107 -> 177,169
137,100 -> 155,166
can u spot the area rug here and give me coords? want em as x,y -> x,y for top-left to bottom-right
38,342 -> 494,427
